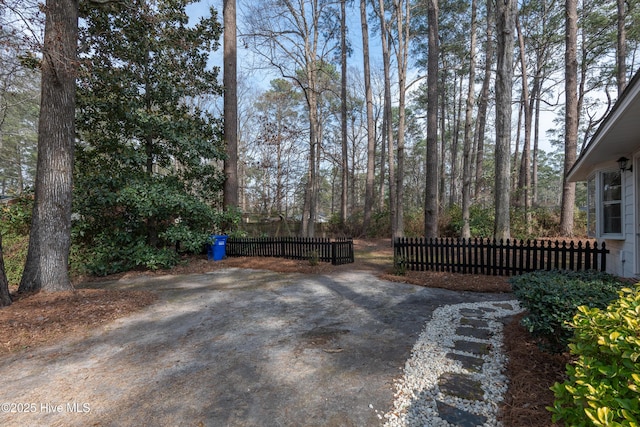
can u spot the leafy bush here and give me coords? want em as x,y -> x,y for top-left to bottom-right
403,208 -> 425,237
79,234 -> 182,276
510,270 -> 626,352
441,204 -> 494,238
1,234 -> 28,287
307,250 -> 319,266
549,285 -> 640,426
393,254 -> 407,276
0,193 -> 33,286
336,208 -> 392,238
73,175 -> 232,276
0,192 -> 33,236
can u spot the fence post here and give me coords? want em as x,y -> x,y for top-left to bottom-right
576,241 -> 583,270
330,241 -> 335,265
600,242 -> 608,272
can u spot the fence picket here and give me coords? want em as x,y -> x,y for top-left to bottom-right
393,237 -> 608,277
226,237 -> 354,265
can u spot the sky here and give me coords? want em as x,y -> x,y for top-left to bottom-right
185,0 -> 560,154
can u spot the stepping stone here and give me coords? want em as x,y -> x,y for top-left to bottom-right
459,318 -> 489,328
436,400 -> 488,427
454,340 -> 490,355
446,352 -> 484,372
459,308 -> 485,317
456,326 -> 492,340
493,302 -> 514,310
438,372 -> 484,400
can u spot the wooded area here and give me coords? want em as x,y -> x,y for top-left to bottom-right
238,0 -> 635,240
1,0 -> 638,298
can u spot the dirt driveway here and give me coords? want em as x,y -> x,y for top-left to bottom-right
0,268 -> 513,427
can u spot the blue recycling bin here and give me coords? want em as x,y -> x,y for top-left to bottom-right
207,235 -> 228,261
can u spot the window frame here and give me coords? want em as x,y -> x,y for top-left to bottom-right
588,169 -> 624,239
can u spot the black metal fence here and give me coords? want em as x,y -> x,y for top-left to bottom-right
226,237 -> 355,265
394,237 -> 609,276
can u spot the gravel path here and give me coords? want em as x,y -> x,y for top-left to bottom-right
383,300 -> 523,426
0,269 -> 516,426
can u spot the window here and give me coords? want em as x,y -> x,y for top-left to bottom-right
586,170 -> 624,238
601,170 -> 623,236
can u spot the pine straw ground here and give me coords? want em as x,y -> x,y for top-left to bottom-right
0,239 -> 568,426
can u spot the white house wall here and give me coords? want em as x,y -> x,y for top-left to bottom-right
567,69 -> 640,279
602,158 -> 637,278
604,239 -> 635,278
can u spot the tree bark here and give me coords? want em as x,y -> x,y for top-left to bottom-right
474,0 -> 494,203
19,0 -> 77,293
393,0 -> 410,239
424,0 -> 439,238
377,0 -> 395,237
617,0 -> 627,94
494,0 -> 517,240
515,14 -> 532,232
340,0 -> 348,227
0,235 -> 11,307
559,0 -> 578,236
461,0 -> 477,238
361,0 -> 376,235
223,0 -> 239,210
449,74 -> 462,207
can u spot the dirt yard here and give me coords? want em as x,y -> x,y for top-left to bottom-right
0,239 -> 565,426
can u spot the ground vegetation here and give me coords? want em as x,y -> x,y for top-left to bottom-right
1,239 -> 572,426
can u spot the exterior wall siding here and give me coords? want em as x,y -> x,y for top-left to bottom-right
601,156 -> 637,278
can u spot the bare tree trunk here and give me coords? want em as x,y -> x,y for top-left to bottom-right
424,0 -> 439,238
512,100 -> 522,194
393,0 -> 409,239
302,168 -> 311,236
378,115 -> 386,212
474,0 -> 494,203
377,0 -> 395,237
449,74 -> 461,207
0,235 -> 11,307
19,0 -> 77,293
494,0 -> 517,241
302,88 -> 320,237
617,0 -> 627,94
516,14 -> 532,233
559,0 -> 578,236
361,0 -> 376,235
532,93 -> 540,205
461,0 -> 477,239
340,0 -> 348,227
312,116 -> 322,236
276,130 -> 283,213
439,72 -> 446,211
223,0 -> 239,210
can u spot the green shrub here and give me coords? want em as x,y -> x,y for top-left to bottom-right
549,285 -> 640,426
0,193 -> 33,286
0,192 -> 33,236
370,210 -> 391,238
1,234 -> 28,287
393,254 -> 407,276
403,208 -> 425,237
510,270 -> 626,352
81,235 -> 181,276
441,204 -> 494,238
72,175 -> 234,276
307,250 -> 319,266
